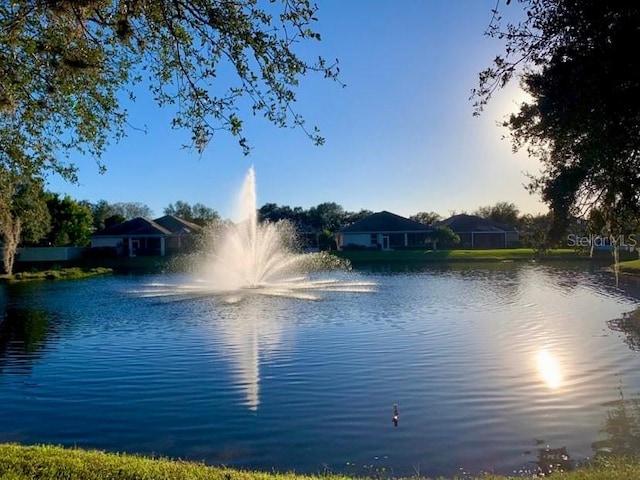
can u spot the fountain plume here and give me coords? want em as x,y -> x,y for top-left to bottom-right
136,166 -> 375,301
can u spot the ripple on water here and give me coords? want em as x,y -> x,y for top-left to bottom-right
1,264 -> 640,478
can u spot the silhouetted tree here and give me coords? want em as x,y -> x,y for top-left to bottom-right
431,226 -> 460,251
318,229 -> 337,251
260,202 -> 363,233
519,213 -> 554,254
111,202 -> 153,220
343,209 -> 374,226
474,1 -> 640,239
191,203 -> 220,226
474,201 -> 520,226
104,214 -> 125,229
307,202 -> 346,232
164,201 -> 220,226
410,211 -> 442,226
84,200 -> 152,230
258,203 -> 297,223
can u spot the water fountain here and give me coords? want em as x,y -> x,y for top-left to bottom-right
134,167 -> 374,410
139,166 -> 375,301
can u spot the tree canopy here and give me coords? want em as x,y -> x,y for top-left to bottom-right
431,226 -> 460,251
84,200 -> 153,231
410,211 -> 442,226
0,0 -> 339,183
474,1 -> 640,239
474,201 -> 519,226
164,200 -> 220,226
0,172 -> 50,274
44,194 -> 94,247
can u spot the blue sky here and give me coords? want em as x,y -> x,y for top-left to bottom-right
46,0 -> 547,221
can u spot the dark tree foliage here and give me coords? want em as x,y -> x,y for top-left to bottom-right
0,171 -> 50,273
305,202 -> 345,232
259,202 -> 299,223
104,213 -> 126,229
409,211 -> 441,226
85,200 -> 153,230
164,200 -> 220,226
473,1 -> 640,239
431,226 -> 460,251
474,201 -> 519,227
258,202 -> 370,233
44,194 -> 94,247
343,209 -> 374,226
83,199 -> 115,231
0,0 -> 340,183
110,202 -> 154,220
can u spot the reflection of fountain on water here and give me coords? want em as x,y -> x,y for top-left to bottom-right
209,298 -> 293,411
137,166 -> 375,301
133,167 -> 374,410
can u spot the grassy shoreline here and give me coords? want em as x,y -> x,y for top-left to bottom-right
0,443 -> 639,480
0,266 -> 113,284
617,259 -> 640,275
3,249 -> 637,282
334,248 -> 632,265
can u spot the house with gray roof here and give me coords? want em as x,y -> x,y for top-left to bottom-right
90,215 -> 201,256
336,211 -> 434,251
434,214 -> 518,249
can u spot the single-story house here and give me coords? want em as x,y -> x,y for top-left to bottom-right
434,214 -> 518,249
336,211 -> 434,251
90,215 -> 201,256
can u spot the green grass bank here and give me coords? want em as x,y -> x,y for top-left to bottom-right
1,444 -> 639,480
0,267 -> 113,284
333,248 -> 632,266
617,259 -> 640,275
5,248 -> 637,280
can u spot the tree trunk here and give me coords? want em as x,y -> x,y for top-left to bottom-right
1,214 -> 21,275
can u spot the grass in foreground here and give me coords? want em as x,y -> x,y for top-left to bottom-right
1,444 -> 640,480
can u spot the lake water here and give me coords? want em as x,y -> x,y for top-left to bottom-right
2,261 -> 640,478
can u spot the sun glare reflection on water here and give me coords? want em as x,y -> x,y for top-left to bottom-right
536,349 -> 563,389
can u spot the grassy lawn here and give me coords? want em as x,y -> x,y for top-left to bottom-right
4,250 -> 636,279
333,248 -> 614,264
0,444 -> 639,480
617,259 -> 640,274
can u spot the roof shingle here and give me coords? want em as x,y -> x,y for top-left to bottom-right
435,214 -> 517,233
339,211 -> 433,233
93,217 -> 171,236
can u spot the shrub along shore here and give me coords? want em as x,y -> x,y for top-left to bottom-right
0,444 -> 639,480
